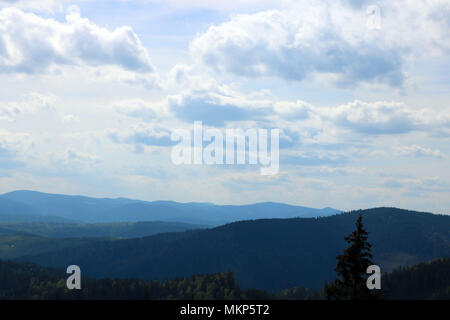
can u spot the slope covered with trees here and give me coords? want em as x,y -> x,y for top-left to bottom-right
3,208 -> 448,291
383,258 -> 450,299
0,221 -> 205,239
0,260 -> 321,300
1,258 -> 449,300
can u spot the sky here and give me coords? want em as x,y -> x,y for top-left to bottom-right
0,0 -> 449,213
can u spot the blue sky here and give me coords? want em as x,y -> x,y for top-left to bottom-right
0,0 -> 449,213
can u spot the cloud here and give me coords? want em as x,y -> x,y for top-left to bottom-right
0,7 -> 154,74
324,100 -> 419,134
0,0 -> 64,12
168,93 -> 270,126
393,145 -> 444,158
64,148 -> 101,164
0,130 -> 32,170
62,114 -> 78,123
0,129 -> 34,155
190,1 -> 450,87
144,0 -> 282,11
320,100 -> 450,135
108,123 -> 176,148
282,152 -> 348,167
382,179 -> 403,189
113,99 -> 169,121
190,8 -> 404,86
0,144 -> 23,170
118,86 -> 449,139
0,92 -> 56,122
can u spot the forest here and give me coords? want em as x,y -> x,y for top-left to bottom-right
1,258 -> 449,300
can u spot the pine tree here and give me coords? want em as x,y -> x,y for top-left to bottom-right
325,214 -> 380,300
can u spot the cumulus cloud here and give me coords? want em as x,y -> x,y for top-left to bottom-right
108,123 -> 176,148
190,1 -> 450,86
168,92 -> 271,126
323,100 -> 450,135
113,99 -> 169,121
0,7 -> 154,74
324,101 -> 417,134
393,145 -> 444,158
190,8 -> 403,86
63,148 -> 101,164
0,93 -> 56,122
161,84 -> 450,137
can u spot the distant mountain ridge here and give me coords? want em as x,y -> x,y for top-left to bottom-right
0,190 -> 340,225
0,198 -> 74,223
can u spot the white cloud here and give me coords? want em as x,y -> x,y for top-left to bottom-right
394,145 -> 444,158
156,84 -> 450,137
107,122 -> 175,148
113,99 -> 169,121
62,114 -> 78,123
190,1 -> 450,86
0,0 -> 65,12
63,148 -> 101,164
0,92 -> 56,122
323,100 -> 450,135
0,7 -> 154,74
0,129 -> 35,157
140,0 -> 284,11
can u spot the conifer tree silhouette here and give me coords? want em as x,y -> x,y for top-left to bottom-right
325,214 -> 381,300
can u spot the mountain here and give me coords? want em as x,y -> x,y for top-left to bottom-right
0,190 -> 137,223
0,190 -> 340,225
0,221 -> 205,239
4,207 -> 449,291
0,198 -> 73,223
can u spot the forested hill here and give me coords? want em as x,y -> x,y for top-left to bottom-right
0,221 -> 205,239
384,258 -> 450,299
1,258 -> 449,300
5,207 -> 449,291
0,260 -> 320,300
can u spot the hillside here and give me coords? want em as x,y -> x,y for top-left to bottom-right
383,258 -> 450,299
0,221 -> 205,239
3,207 -> 449,291
0,190 -> 340,225
0,260 -> 320,300
0,198 -> 73,223
1,257 -> 449,300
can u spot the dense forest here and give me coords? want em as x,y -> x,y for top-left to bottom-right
383,258 -> 450,299
0,260 -> 320,300
0,221 -> 204,239
2,208 -> 448,291
1,258 -> 449,300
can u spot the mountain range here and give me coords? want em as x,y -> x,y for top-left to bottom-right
1,207 -> 448,291
0,190 -> 340,225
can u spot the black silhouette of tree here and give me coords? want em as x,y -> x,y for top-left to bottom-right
325,214 -> 381,300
